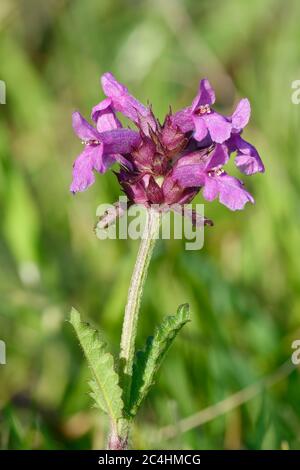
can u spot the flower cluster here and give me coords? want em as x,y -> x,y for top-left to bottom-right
71,73 -> 264,214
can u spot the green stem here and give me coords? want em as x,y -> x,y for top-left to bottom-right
112,208 -> 161,448
121,208 -> 161,395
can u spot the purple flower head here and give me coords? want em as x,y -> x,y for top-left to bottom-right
70,73 -> 264,217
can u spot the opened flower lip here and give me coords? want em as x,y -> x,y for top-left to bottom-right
202,172 -> 254,211
70,72 -> 264,214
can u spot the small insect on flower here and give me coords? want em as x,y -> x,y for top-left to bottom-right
70,73 -> 264,220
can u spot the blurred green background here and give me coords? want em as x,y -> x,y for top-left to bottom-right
1,0 -> 300,450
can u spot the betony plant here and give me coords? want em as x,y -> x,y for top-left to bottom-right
69,73 -> 264,449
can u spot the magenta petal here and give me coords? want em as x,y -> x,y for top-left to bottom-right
91,98 -> 121,132
72,111 -> 100,141
171,107 -> 194,133
218,175 -> 254,210
205,144 -> 229,171
136,109 -> 158,134
231,98 -> 251,131
101,72 -> 147,123
234,135 -> 265,175
193,116 -> 208,142
204,173 -> 254,210
202,176 -> 219,202
101,73 -> 128,99
172,165 -> 205,187
100,128 -> 141,154
90,143 -> 105,173
235,153 -> 264,175
203,112 -> 232,144
192,79 -> 216,110
70,143 -> 116,193
70,148 -> 96,193
91,98 -> 111,122
171,155 -> 206,188
173,150 -> 207,168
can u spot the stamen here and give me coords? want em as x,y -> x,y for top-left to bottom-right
207,167 -> 224,177
81,139 -> 101,146
198,104 -> 211,115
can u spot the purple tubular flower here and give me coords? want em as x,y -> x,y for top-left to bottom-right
170,145 -> 254,211
70,112 -> 140,193
191,79 -> 232,143
172,79 -> 251,145
101,72 -> 157,133
71,72 -> 264,216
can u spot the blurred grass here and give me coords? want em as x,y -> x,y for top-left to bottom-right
1,0 -> 300,450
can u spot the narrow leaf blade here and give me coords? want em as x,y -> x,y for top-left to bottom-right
70,308 -> 123,427
129,303 -> 190,416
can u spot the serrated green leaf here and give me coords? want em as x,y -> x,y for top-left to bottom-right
129,303 -> 190,417
69,308 -> 124,428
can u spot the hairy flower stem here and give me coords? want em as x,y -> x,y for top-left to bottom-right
109,209 -> 161,449
120,209 -> 161,387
